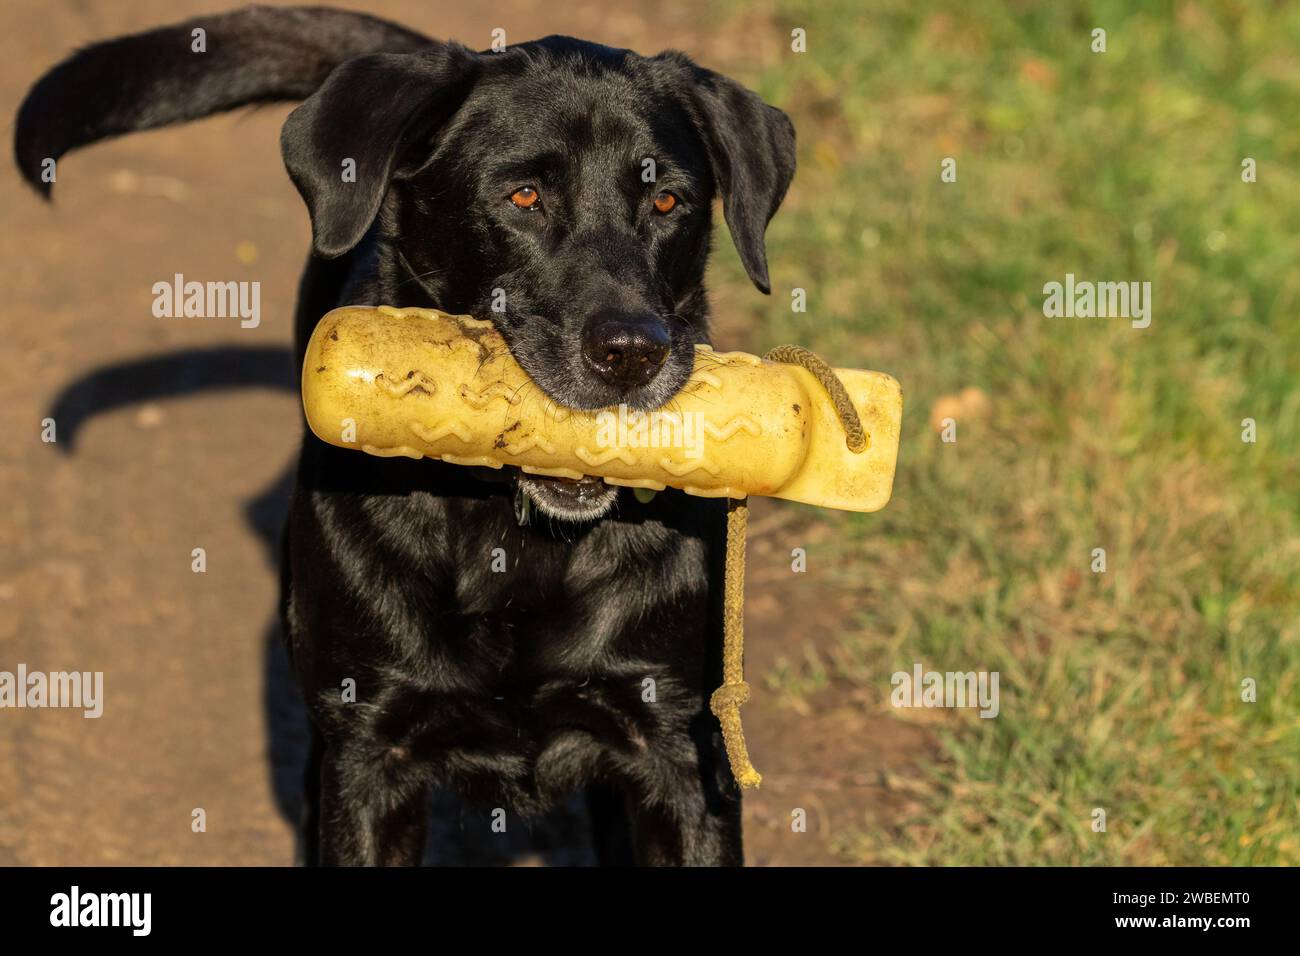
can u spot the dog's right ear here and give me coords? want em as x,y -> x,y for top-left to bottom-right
281,45 -> 479,259
651,52 -> 796,296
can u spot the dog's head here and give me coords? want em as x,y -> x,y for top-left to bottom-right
281,36 -> 795,518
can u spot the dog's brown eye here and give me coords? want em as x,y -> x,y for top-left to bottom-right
653,191 -> 678,214
510,187 -> 539,209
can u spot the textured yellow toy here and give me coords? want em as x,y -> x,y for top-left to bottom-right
302,306 -> 902,511
301,305 -> 903,789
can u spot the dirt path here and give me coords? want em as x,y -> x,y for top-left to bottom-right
0,0 -> 926,866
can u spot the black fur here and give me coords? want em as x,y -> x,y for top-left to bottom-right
15,5 -> 796,866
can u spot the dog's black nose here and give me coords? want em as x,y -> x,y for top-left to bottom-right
581,311 -> 670,391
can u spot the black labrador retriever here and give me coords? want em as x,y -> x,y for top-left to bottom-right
14,5 -> 795,866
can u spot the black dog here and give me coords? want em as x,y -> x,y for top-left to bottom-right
15,5 -> 795,865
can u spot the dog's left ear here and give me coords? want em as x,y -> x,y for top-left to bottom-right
665,57 -> 797,294
281,44 -> 480,259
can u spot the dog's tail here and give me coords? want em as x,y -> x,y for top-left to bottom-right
14,5 -> 432,196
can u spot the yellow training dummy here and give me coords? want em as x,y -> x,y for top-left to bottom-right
302,306 -> 901,513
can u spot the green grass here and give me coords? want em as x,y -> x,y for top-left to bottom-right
710,0 -> 1300,864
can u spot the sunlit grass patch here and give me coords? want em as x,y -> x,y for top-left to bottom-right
711,0 -> 1300,865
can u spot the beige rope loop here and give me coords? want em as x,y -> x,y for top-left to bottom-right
710,681 -> 751,708
712,345 -> 867,791
764,344 -> 868,453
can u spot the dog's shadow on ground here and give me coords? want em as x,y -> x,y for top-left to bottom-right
50,347 -> 595,866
